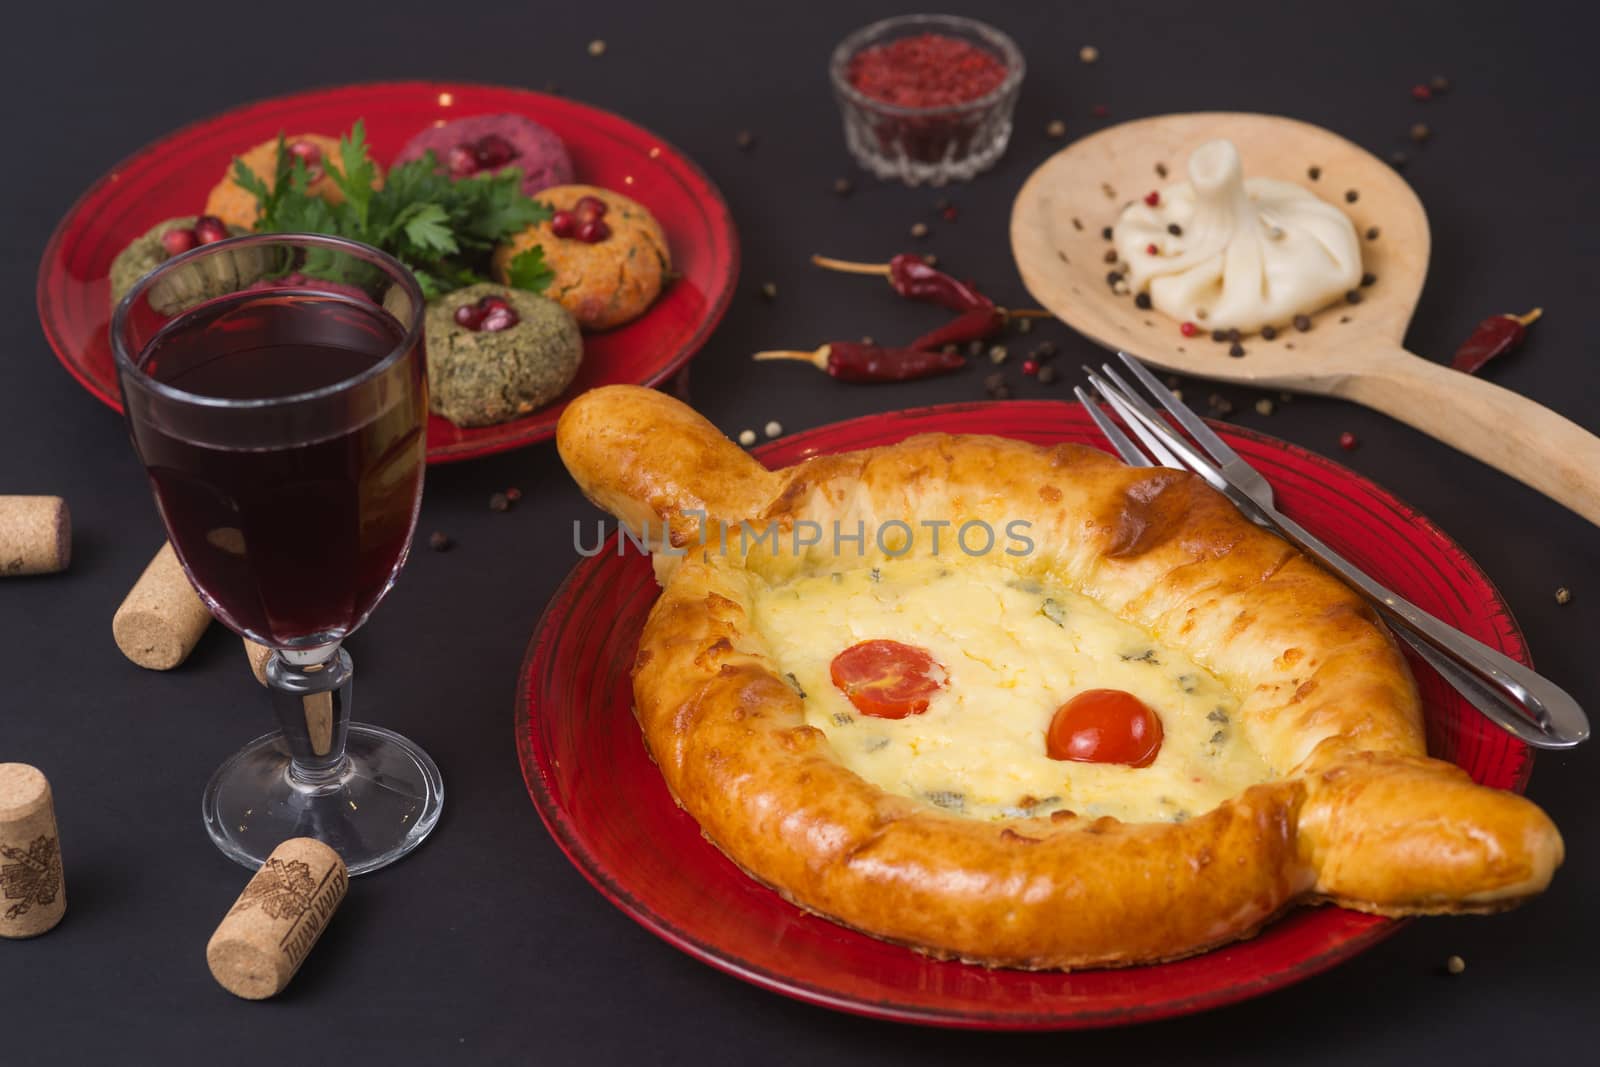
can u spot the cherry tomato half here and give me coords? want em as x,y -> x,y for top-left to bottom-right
1046,688 -> 1164,767
830,640 -> 944,720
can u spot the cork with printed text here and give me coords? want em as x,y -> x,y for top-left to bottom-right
206,837 -> 347,999
0,763 -> 67,938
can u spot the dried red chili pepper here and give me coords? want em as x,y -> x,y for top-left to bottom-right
753,341 -> 966,383
1451,308 -> 1542,375
910,305 -> 1006,350
811,252 -> 1055,348
812,253 -> 991,314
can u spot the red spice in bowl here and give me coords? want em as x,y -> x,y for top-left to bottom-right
830,15 -> 1025,187
847,33 -> 1009,109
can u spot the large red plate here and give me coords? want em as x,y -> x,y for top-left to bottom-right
516,401 -> 1532,1029
36,81 -> 738,463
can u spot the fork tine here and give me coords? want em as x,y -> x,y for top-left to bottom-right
1088,368 -> 1235,495
1083,369 -> 1185,469
1114,351 -> 1242,465
1074,386 -> 1151,467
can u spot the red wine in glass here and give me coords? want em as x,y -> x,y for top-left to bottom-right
112,233 -> 442,877
129,289 -> 425,646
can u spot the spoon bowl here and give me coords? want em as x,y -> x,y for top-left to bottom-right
1012,111 -> 1600,526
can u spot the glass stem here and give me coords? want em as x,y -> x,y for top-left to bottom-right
265,644 -> 354,790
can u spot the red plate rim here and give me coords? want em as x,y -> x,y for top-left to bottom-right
34,79 -> 740,463
515,399 -> 1533,1029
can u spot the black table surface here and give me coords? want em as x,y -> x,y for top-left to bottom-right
4,0 -> 1596,1062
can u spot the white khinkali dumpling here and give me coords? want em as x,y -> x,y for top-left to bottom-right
1114,139 -> 1362,333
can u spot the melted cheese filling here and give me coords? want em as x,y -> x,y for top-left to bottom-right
749,558 -> 1271,823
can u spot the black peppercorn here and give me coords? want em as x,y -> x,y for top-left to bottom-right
1228,342 -> 1245,357
1294,314 -> 1312,332
1211,328 -> 1227,342
1361,272 -> 1376,287
1346,290 -> 1363,304
1135,292 -> 1152,310
1167,223 -> 1183,236
1101,226 -> 1113,241
1345,189 -> 1359,203
1308,165 -> 1322,180
1261,325 -> 1278,340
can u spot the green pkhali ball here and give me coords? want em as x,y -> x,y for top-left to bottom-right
424,283 -> 583,427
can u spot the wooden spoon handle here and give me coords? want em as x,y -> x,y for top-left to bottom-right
1335,345 -> 1600,526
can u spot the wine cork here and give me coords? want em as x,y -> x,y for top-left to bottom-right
244,639 -> 272,686
0,496 -> 71,576
0,764 -> 67,938
113,541 -> 211,669
207,837 -> 348,1000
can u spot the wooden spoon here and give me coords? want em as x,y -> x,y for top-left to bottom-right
1011,111 -> 1600,526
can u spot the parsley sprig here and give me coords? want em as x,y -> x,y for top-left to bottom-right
235,121 -> 554,300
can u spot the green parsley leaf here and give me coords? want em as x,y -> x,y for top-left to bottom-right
505,246 -> 555,294
235,121 -> 553,298
399,203 -> 457,257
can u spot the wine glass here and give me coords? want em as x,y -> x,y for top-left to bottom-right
110,233 -> 442,875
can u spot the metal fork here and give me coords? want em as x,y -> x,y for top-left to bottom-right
1075,352 -> 1589,750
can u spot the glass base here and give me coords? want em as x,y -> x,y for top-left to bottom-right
201,723 -> 443,876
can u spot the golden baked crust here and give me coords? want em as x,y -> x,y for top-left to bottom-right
557,385 -> 1563,969
492,184 -> 670,331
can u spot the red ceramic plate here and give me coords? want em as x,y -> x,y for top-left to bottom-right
36,81 -> 738,463
516,401 -> 1532,1029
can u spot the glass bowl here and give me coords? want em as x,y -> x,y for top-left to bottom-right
829,14 -> 1025,187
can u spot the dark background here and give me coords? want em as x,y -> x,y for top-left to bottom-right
3,1 -> 1597,1062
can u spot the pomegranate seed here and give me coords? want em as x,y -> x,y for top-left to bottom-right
505,487 -> 523,502
447,144 -> 479,177
192,216 -> 229,245
941,205 -> 959,222
550,210 -> 577,237
574,195 -> 609,219
473,134 -> 518,169
160,227 -> 198,256
1410,84 -> 1432,102
288,139 -> 323,166
480,306 -> 520,332
577,218 -> 611,242
1180,321 -> 1199,337
1144,191 -> 1160,207
287,140 -> 324,180
454,304 -> 486,329
479,295 -> 512,312
1145,242 -> 1159,255
1339,432 -> 1358,451
1092,104 -> 1109,118
1022,359 -> 1039,375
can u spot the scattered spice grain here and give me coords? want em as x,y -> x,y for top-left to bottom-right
428,532 -> 453,552
1555,587 -> 1572,605
1046,119 -> 1068,138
